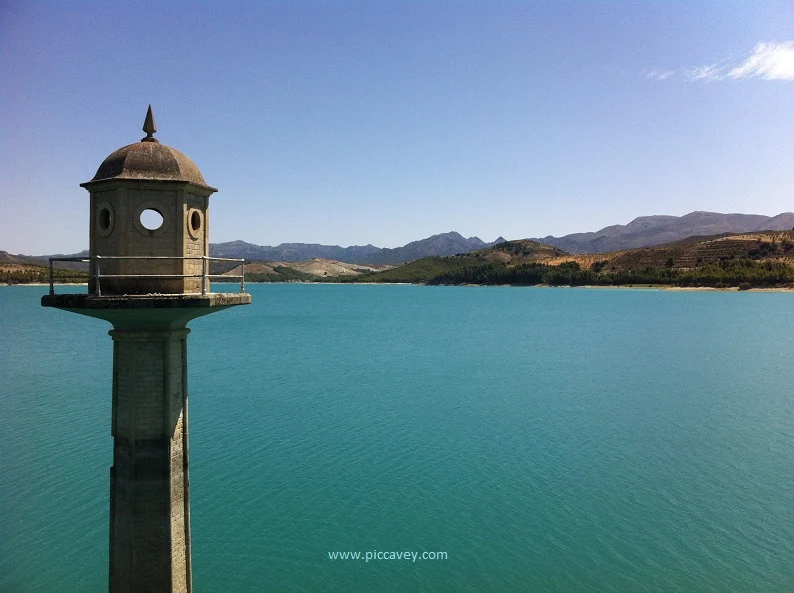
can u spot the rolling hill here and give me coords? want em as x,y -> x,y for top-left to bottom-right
534,211 -> 794,254
349,232 -> 794,288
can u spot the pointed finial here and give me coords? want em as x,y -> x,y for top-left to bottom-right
142,105 -> 158,142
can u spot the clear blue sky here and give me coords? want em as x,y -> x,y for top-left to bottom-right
2,1 -> 793,254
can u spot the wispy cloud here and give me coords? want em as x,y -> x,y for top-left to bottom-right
645,41 -> 794,82
644,69 -> 676,81
727,41 -> 794,80
683,64 -> 722,82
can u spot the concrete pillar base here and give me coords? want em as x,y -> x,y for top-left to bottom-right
108,328 -> 192,593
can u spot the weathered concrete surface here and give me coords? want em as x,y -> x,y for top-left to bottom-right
86,137 -> 214,189
41,293 -> 251,330
83,180 -> 215,295
108,327 -> 192,593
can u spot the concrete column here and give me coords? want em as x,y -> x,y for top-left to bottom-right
108,328 -> 192,593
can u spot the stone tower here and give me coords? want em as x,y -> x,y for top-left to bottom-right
85,105 -> 214,295
42,107 -> 250,593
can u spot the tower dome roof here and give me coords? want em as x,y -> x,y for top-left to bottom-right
82,106 -> 215,191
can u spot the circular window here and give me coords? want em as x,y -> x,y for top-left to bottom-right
99,208 -> 111,230
140,209 -> 164,231
133,202 -> 170,236
95,202 -> 114,237
187,208 -> 203,239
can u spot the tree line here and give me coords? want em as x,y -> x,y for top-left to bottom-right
427,259 -> 794,288
1,267 -> 88,284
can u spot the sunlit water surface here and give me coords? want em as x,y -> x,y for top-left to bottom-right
1,284 -> 792,592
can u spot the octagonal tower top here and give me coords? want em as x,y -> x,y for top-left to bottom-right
43,106 -> 249,313
78,106 -> 223,295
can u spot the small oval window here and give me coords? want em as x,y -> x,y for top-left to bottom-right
98,207 -> 111,231
140,209 -> 163,231
190,210 -> 201,232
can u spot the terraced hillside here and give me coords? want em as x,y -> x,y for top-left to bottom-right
554,231 -> 794,271
351,233 -> 794,288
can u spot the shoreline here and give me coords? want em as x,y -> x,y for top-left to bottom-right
0,282 -> 88,287
4,281 -> 794,293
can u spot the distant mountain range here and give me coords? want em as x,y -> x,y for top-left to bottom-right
533,211 -> 794,254
209,232 -> 507,264
211,211 -> 794,261
5,211 -> 794,266
0,233 -> 503,268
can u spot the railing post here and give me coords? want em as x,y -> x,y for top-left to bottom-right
202,256 -> 207,295
95,255 -> 101,296
49,259 -> 54,296
240,261 -> 245,293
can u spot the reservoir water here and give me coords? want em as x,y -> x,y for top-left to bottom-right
1,284 -> 792,592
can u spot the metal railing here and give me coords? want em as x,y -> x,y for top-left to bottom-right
48,255 -> 246,296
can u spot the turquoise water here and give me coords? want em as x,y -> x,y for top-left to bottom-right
1,284 -> 792,592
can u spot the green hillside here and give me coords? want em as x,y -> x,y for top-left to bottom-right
344,255 -> 483,283
239,266 -> 320,283
345,235 -> 794,289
